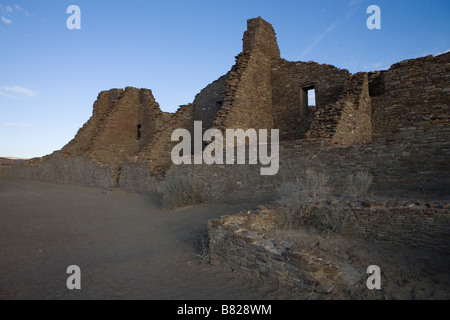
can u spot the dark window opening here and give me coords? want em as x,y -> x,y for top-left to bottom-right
137,124 -> 142,140
302,84 -> 316,107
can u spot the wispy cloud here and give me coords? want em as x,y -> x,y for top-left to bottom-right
0,91 -> 18,99
348,0 -> 363,8
0,3 -> 31,24
346,0 -> 364,19
13,4 -> 31,17
1,16 -> 12,24
300,22 -> 338,59
0,86 -> 38,99
325,23 -> 337,33
4,122 -> 32,127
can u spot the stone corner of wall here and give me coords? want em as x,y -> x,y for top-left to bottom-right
207,204 -> 342,294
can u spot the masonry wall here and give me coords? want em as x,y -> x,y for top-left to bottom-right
306,72 -> 372,146
347,202 -> 450,251
0,152 -> 117,189
137,89 -> 171,150
156,123 -> 449,205
208,206 -> 341,293
208,203 -> 450,293
119,160 -> 160,194
193,74 -> 229,134
213,53 -> 275,133
1,18 -> 449,205
213,17 -> 280,133
243,17 -> 280,60
129,104 -> 195,177
60,88 -> 124,157
370,53 -> 450,142
271,60 -> 352,140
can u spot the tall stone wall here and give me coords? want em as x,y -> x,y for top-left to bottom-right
213,17 -> 280,133
1,17 -> 449,205
154,124 -> 449,205
61,87 -> 169,182
306,72 -> 372,146
128,104 -> 195,177
60,88 -> 124,157
370,53 -> 450,142
271,60 -> 352,141
137,89 -> 171,150
193,74 -> 229,133
243,17 -> 280,59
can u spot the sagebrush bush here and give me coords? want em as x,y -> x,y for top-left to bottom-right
277,169 -> 331,228
159,176 -> 203,210
193,233 -> 210,264
306,206 -> 352,235
345,171 -> 373,199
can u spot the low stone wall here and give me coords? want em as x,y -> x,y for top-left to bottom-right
119,159 -> 160,195
0,152 -> 117,189
208,201 -> 450,293
208,205 -> 342,293
347,200 -> 450,251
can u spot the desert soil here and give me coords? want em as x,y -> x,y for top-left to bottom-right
0,179 -> 448,300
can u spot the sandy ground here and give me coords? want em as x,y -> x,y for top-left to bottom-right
0,179 -> 299,300
1,179 -> 448,300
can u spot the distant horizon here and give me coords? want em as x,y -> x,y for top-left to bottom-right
1,0 -> 449,158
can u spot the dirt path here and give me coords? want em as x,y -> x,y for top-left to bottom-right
0,179 -> 300,300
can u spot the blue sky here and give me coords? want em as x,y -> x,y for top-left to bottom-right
1,0 -> 449,158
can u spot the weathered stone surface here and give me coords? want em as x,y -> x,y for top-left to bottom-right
1,17 -> 448,200
0,17 -> 449,266
208,208 -> 342,293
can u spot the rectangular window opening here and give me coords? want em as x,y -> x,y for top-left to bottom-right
302,84 -> 316,107
307,88 -> 316,107
137,124 -> 142,140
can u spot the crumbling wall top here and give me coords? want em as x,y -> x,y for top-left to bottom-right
243,17 -> 280,59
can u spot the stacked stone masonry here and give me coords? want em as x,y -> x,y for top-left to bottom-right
1,17 -> 449,247
208,205 -> 342,293
208,202 -> 449,292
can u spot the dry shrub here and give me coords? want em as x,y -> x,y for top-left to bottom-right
277,169 -> 353,234
193,233 -> 210,263
159,176 -> 203,210
345,171 -> 373,199
306,206 -> 353,235
277,169 -> 331,228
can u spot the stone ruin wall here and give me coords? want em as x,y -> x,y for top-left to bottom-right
1,17 -> 448,296
213,17 -> 279,134
1,17 -> 449,200
370,53 -> 450,142
208,206 -> 342,294
271,59 -> 352,140
0,87 -> 172,188
207,201 -> 450,293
